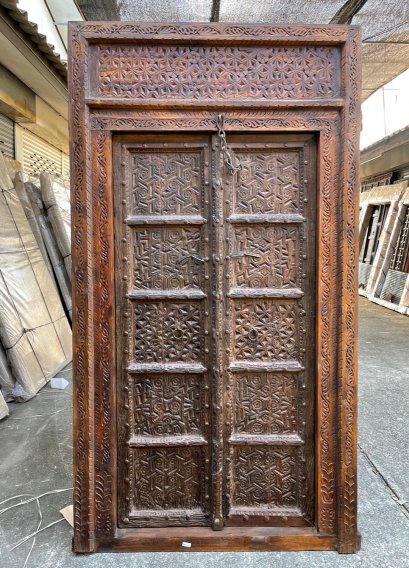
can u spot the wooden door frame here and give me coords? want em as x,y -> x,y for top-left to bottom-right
69,22 -> 361,554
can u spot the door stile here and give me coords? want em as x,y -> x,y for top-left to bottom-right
210,134 -> 226,529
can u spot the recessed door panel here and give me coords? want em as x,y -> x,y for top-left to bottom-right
115,136 -> 213,528
115,133 -> 316,530
222,135 -> 316,528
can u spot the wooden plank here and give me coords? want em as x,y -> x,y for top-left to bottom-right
228,214 -> 304,224
228,288 -> 304,299
125,215 -> 206,226
127,363 -> 207,374
97,527 -> 337,552
128,290 -> 206,300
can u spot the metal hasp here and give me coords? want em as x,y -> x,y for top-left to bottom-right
69,22 -> 361,554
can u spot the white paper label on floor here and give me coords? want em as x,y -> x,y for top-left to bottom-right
50,377 -> 69,390
60,505 -> 74,527
181,541 -> 192,548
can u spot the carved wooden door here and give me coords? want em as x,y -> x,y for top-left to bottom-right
70,22 -> 361,554
114,131 -> 316,530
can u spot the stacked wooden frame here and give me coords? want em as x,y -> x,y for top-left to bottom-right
359,180 -> 409,314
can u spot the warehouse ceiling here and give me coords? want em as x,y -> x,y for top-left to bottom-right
76,0 -> 409,100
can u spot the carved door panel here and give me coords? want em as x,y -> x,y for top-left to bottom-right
115,132 -> 316,530
115,135 -> 213,528
220,135 -> 316,528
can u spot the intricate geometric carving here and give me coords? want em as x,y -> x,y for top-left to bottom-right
234,374 -> 298,435
134,302 -> 202,362
233,151 -> 300,214
131,375 -> 202,436
130,447 -> 203,511
232,446 -> 298,508
233,301 -> 298,361
132,227 -> 203,289
96,45 -> 339,100
130,151 -> 201,215
231,226 -> 298,288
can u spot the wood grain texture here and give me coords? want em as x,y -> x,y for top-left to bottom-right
69,22 -> 361,554
97,526 -> 337,552
114,135 -> 213,529
69,27 -> 95,553
338,27 -> 362,554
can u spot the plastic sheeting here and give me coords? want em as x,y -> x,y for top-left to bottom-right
0,340 -> 15,400
0,389 -> 8,420
24,180 -> 72,321
40,173 -> 72,279
14,172 -> 55,281
0,153 -> 72,401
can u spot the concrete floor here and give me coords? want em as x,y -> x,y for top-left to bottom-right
1,297 -> 409,567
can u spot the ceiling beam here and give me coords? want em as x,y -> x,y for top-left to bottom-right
330,0 -> 368,24
210,0 -> 221,22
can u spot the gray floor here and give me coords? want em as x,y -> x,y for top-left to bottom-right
1,297 -> 409,567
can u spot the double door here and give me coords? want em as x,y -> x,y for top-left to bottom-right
114,132 -> 316,530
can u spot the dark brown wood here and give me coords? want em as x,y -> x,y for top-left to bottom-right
69,22 -> 361,554
98,527 -> 338,552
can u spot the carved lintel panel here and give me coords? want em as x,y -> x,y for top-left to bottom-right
93,45 -> 341,101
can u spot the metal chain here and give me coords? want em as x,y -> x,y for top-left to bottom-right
216,114 -> 242,175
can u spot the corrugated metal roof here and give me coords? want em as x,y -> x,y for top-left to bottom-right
0,0 -> 67,81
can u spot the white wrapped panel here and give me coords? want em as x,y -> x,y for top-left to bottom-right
0,153 -> 72,400
0,341 -> 15,399
14,171 -> 55,280
40,173 -> 71,264
0,389 -> 8,420
25,180 -> 72,319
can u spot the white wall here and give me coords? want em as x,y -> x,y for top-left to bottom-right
361,68 -> 409,150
